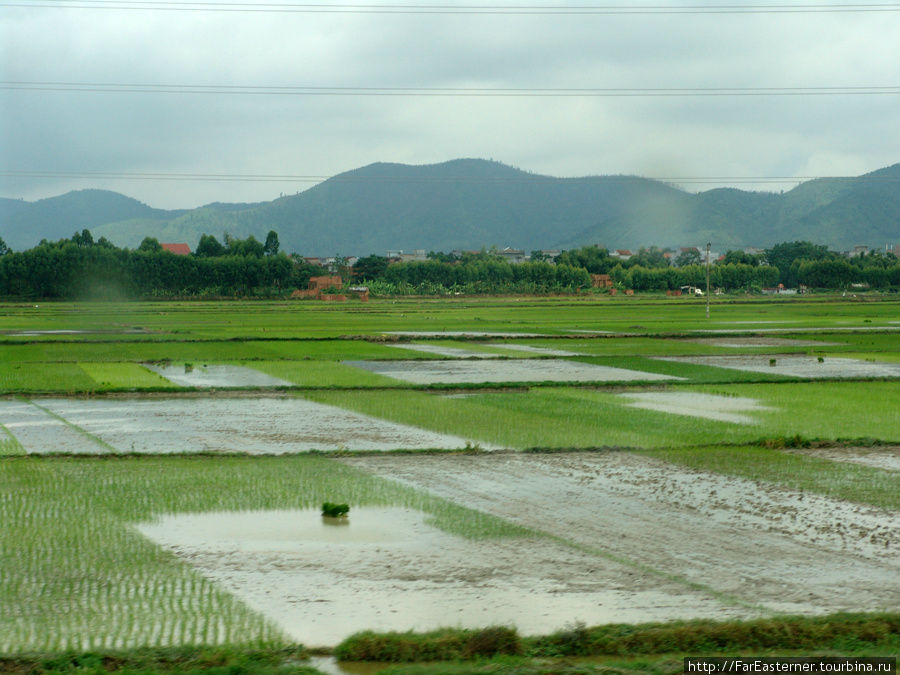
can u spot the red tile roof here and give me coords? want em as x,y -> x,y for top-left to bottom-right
161,243 -> 191,255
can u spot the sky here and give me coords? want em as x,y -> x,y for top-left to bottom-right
1,0 -> 898,210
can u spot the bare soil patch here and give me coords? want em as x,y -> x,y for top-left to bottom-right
655,355 -> 900,378
346,359 -> 679,384
618,391 -> 773,424
16,398 -> 484,453
136,507 -> 738,647
787,446 -> 900,472
340,452 -> 899,617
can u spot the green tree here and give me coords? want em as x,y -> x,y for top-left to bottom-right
72,229 -> 93,247
352,254 -> 389,281
138,237 -> 162,253
0,237 -> 9,256
675,249 -> 701,267
195,234 -> 225,257
264,230 -> 280,256
226,235 -> 264,258
721,249 -> 760,266
627,247 -> 670,269
765,241 -> 833,285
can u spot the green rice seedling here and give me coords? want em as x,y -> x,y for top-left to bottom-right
78,363 -> 176,390
249,360 -> 402,388
0,429 -> 24,456
0,454 -> 536,654
0,363 -> 97,393
321,502 -> 349,517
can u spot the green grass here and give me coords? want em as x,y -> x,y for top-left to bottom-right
0,455 -> 534,655
641,445 -> 900,511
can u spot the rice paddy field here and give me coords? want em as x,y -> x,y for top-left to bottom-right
1,294 -> 898,672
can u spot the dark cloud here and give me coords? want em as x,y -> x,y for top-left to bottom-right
1,2 -> 898,208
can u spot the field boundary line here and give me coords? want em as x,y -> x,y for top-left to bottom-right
26,399 -> 118,453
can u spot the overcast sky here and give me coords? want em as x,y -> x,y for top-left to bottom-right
1,0 -> 898,209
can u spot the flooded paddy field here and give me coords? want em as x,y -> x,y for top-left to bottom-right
3,297 -> 900,660
145,364 -> 294,388
341,452 -> 900,618
655,354 -> 900,379
617,391 -> 773,424
346,358 -> 679,384
2,397 -> 487,454
137,507 -> 737,647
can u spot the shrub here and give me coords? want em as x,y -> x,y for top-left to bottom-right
463,626 -> 523,658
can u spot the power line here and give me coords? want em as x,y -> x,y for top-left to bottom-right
2,81 -> 898,96
4,1 -> 900,13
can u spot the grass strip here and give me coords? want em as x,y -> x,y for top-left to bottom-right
0,645 -> 314,674
333,613 -> 900,662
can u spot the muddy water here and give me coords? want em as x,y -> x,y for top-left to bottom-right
14,398 -> 485,454
618,391 -> 773,424
340,453 -> 900,617
135,507 -> 740,647
346,359 -> 679,384
655,355 -> 900,379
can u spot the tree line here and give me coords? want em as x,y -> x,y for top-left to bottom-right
0,232 -> 897,299
0,231 -> 323,299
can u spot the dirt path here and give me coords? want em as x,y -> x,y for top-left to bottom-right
340,452 -> 899,617
786,446 -> 900,472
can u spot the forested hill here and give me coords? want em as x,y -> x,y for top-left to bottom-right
0,190 -> 185,251
2,159 -> 898,255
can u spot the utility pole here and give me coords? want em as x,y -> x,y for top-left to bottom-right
706,242 -> 711,319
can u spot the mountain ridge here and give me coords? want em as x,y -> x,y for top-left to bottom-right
1,159 -> 897,254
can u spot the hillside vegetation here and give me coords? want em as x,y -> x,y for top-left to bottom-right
1,159 -> 898,255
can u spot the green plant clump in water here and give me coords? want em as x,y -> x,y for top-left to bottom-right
322,502 -> 349,517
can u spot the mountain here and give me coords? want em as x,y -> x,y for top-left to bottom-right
0,190 -> 186,251
2,160 -> 898,255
